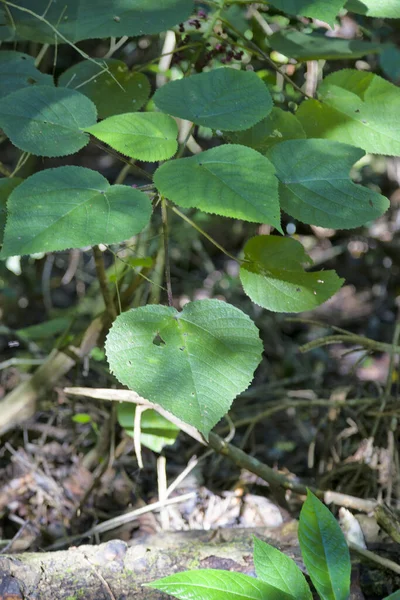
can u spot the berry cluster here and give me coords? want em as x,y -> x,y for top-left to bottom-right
205,43 -> 244,64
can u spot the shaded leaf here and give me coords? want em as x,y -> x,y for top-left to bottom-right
1,166 -> 152,257
267,139 -> 389,228
299,491 -> 351,600
240,236 -> 343,313
0,85 -> 97,157
118,403 -> 180,453
379,45 -> 400,84
154,145 -> 281,230
85,112 -> 178,161
0,51 -> 53,99
154,68 -> 273,131
0,178 -> 23,246
106,300 -> 263,438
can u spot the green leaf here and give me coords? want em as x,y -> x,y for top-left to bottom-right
17,317 -> 71,340
296,69 -> 400,156
58,59 -> 150,119
154,145 -> 281,230
379,46 -> 400,84
269,30 -> 382,61
118,403 -> 180,453
267,139 -> 389,229
72,413 -> 92,424
153,68 -> 273,131
345,0 -> 400,18
268,0 -> 345,25
0,178 -> 23,246
299,491 -> 351,600
105,300 -> 263,438
1,0 -> 193,43
85,112 -> 178,161
225,107 -> 306,153
382,592 -> 400,600
0,85 -> 97,157
146,569 -> 294,600
1,166 -> 152,257
253,537 -> 312,600
240,236 -> 343,313
0,51 -> 53,99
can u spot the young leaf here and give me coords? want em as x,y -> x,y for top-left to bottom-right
0,86 -> 97,157
146,569 -> 294,600
85,113 -> 178,161
118,403 -> 180,453
105,300 -> 263,438
2,0 -> 193,43
225,107 -> 306,153
269,30 -> 382,61
153,68 -> 273,131
253,537 -> 312,600
299,491 -> 351,600
345,0 -> 400,18
59,59 -> 150,119
267,139 -> 389,229
0,167 -> 152,257
296,69 -> 400,156
154,145 -> 282,230
240,236 -> 343,313
0,178 -> 23,246
268,0 -> 345,26
0,51 -> 53,99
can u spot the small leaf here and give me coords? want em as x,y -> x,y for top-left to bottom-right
0,51 -> 54,99
253,537 -> 312,600
268,0 -> 345,25
379,46 -> 400,84
17,317 -> 71,340
345,0 -> 400,18
154,145 -> 281,230
240,236 -> 343,313
225,107 -> 306,153
269,30 -> 382,61
296,69 -> 400,156
0,85 -> 97,157
85,112 -> 178,161
146,569 -> 294,600
267,139 -> 389,229
299,491 -> 351,600
153,68 -> 273,131
72,413 -> 92,424
1,166 -> 152,257
58,59 -> 150,119
106,300 -> 263,438
118,403 -> 179,453
0,177 -> 23,246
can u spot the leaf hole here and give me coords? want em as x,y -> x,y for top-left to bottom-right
152,333 -> 166,346
179,346 -> 185,351
127,360 -> 132,366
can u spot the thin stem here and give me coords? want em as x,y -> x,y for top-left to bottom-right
0,161 -> 11,177
299,334 -> 400,356
161,197 -> 173,306
93,245 -> 117,322
34,42 -> 50,67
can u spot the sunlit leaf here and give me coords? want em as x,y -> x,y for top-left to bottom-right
268,0 -> 345,25
345,0 -> 400,18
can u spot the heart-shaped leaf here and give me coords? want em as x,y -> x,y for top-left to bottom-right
0,85 -> 97,157
267,139 -> 389,228
240,236 -> 343,313
59,59 -> 150,119
1,166 -> 152,257
85,112 -> 178,161
153,68 -> 273,131
105,300 -> 263,438
0,51 -> 54,99
154,145 -> 282,230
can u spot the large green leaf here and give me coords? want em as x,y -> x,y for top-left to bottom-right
240,236 -> 343,313
0,177 -> 23,246
58,59 -> 150,119
0,85 -> 97,157
269,30 -> 382,61
225,107 -> 306,153
0,51 -> 53,99
118,403 -> 180,453
105,300 -> 263,438
153,68 -> 273,131
296,69 -> 400,156
253,537 -> 312,600
299,491 -> 351,600
0,166 -> 152,257
267,139 -> 389,229
268,0 -> 345,25
345,0 -> 400,18
85,113 -> 178,161
146,569 -> 294,600
154,145 -> 281,230
1,0 -> 193,43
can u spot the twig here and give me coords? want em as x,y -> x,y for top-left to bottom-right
349,542 -> 400,576
93,245 -> 117,322
161,197 -> 173,306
